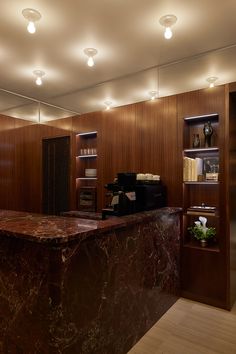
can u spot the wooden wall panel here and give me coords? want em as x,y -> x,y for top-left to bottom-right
71,98 -> 179,210
229,90 -> 236,307
177,85 -> 229,308
136,96 -> 179,206
0,114 -> 76,213
21,124 -> 75,212
0,115 -> 16,210
0,85 -> 228,216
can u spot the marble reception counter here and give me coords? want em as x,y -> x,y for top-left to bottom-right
0,207 -> 181,354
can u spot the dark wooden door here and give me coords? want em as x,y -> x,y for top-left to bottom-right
42,136 -> 70,215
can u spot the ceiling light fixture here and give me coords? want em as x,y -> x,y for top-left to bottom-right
22,8 -> 41,34
33,70 -> 45,86
149,90 -> 158,100
84,48 -> 98,67
159,14 -> 177,39
104,100 -> 112,110
206,76 -> 218,88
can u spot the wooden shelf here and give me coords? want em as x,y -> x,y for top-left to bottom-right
184,147 -> 219,153
77,177 -> 97,180
76,131 -> 98,211
184,181 -> 219,185
76,131 -> 97,137
184,211 -> 219,217
183,240 -> 220,253
77,154 -> 97,158
184,113 -> 218,122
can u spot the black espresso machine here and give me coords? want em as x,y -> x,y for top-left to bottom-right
102,172 -> 166,218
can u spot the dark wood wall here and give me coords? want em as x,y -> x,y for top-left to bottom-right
73,95 -> 180,210
229,87 -> 236,307
177,85 -> 230,309
0,85 -> 226,214
0,116 -> 74,212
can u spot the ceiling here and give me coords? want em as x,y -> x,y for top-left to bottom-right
1,0 -> 236,121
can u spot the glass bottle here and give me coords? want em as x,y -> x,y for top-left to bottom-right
192,134 -> 200,148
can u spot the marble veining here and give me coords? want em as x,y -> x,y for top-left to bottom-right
0,208 -> 181,353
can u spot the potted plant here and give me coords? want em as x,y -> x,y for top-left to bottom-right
188,216 -> 216,247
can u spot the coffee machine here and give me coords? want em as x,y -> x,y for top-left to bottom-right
102,172 -> 166,219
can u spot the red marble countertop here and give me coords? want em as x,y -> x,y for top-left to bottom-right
0,208 -> 181,244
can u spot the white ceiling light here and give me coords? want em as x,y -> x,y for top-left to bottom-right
206,76 -> 218,88
104,100 -> 112,110
149,90 -> 158,100
22,8 -> 41,34
84,48 -> 98,67
159,14 -> 177,39
33,70 -> 45,86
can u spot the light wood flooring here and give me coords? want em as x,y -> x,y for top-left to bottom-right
128,298 -> 236,354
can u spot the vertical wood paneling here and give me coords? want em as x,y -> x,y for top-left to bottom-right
229,89 -> 236,307
177,85 -> 229,309
0,86 -> 228,214
0,115 -> 76,212
136,96 -> 179,206
0,115 -> 16,209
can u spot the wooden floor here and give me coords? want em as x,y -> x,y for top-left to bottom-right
128,298 -> 236,354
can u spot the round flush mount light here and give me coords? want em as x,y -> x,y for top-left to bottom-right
22,8 -> 41,34
33,70 -> 45,86
206,76 -> 218,88
149,90 -> 158,100
84,48 -> 98,67
159,14 -> 177,39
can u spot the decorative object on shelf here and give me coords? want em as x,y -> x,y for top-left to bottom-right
203,121 -> 213,147
203,156 -> 219,181
192,134 -> 200,148
85,168 -> 97,177
188,216 -> 216,247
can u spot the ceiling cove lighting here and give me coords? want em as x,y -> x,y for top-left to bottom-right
84,48 -> 98,67
159,14 -> 177,39
104,100 -> 112,110
149,90 -> 158,100
33,70 -> 45,86
206,76 -> 218,88
22,8 -> 41,34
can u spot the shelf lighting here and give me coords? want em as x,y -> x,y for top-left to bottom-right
83,48 -> 98,67
77,131 -> 97,136
206,76 -> 218,88
33,70 -> 45,86
159,14 -> 177,39
22,8 -> 41,34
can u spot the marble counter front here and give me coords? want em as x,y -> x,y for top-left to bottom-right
0,207 -> 181,354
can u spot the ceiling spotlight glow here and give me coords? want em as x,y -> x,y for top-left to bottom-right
33,70 -> 45,86
104,100 -> 112,110
206,76 -> 218,88
159,14 -> 177,40
22,8 -> 41,34
84,48 -> 98,67
149,90 -> 158,100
